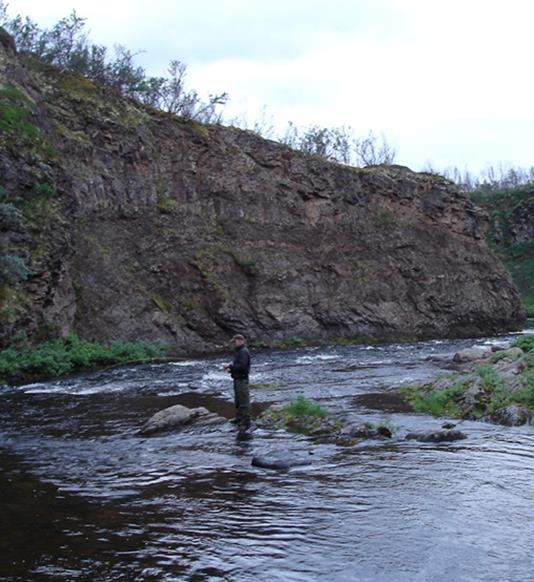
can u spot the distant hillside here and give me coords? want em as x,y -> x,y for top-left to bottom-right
470,186 -> 534,317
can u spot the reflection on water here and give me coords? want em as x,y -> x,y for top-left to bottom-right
1,335 -> 533,580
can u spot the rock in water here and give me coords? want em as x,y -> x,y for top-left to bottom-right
489,405 -> 531,427
140,404 -> 225,435
251,455 -> 311,471
405,429 -> 467,442
452,347 -> 493,363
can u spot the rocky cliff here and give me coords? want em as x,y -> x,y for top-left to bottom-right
0,33 -> 525,352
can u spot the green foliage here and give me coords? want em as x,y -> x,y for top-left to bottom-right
0,85 -> 40,140
32,183 -> 57,198
509,374 -> 534,408
0,255 -> 28,284
3,9 -> 227,123
512,334 -> 534,352
0,334 -> 165,384
401,382 -> 466,417
259,396 -> 335,436
282,395 -> 328,418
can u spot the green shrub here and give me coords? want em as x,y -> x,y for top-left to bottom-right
282,395 -> 328,418
512,334 -> 534,352
0,334 -> 166,384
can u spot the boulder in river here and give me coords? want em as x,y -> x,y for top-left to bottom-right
405,429 -> 467,442
339,422 -> 392,439
251,455 -> 311,471
487,405 -> 531,427
452,347 -> 493,363
140,404 -> 226,435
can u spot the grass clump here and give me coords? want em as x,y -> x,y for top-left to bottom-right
259,395 -> 335,436
0,334 -> 166,385
282,395 -> 328,418
400,382 -> 466,417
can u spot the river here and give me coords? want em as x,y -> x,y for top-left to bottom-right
1,332 -> 533,581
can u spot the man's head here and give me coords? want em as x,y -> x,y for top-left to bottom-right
231,334 -> 245,348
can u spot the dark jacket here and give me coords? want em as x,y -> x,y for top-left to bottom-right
230,345 -> 251,380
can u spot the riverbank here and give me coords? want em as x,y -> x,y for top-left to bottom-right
399,334 -> 533,425
0,334 -> 168,385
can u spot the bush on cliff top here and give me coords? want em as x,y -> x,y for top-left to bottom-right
0,334 -> 165,385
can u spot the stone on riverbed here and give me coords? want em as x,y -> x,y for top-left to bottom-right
487,405 -> 531,427
405,429 -> 467,442
251,455 -> 311,471
140,404 -> 226,435
452,346 -> 493,363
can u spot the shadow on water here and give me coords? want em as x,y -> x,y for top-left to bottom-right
1,333 -> 533,580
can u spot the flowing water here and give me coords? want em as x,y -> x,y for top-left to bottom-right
1,333 -> 533,581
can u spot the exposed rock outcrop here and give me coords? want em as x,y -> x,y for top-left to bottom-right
140,404 -> 225,435
0,33 -> 525,351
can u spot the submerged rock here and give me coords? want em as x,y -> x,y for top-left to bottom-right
251,455 -> 311,471
405,429 -> 467,442
140,404 -> 226,435
339,423 -> 392,439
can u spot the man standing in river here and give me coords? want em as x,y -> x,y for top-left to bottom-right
223,334 -> 251,430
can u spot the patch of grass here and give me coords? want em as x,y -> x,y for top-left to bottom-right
512,334 -> 534,352
0,334 -> 166,385
0,85 -> 39,140
282,395 -> 328,418
375,207 -> 396,227
180,296 -> 198,311
401,382 -> 466,417
510,376 -> 534,408
476,364 -> 509,413
56,75 -> 97,98
156,196 -> 177,214
259,396 -> 336,436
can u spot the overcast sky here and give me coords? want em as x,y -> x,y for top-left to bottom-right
5,0 -> 534,173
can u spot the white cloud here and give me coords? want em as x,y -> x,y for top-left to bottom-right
5,0 -> 534,172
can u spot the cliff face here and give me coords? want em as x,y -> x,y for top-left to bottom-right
0,37 -> 525,352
